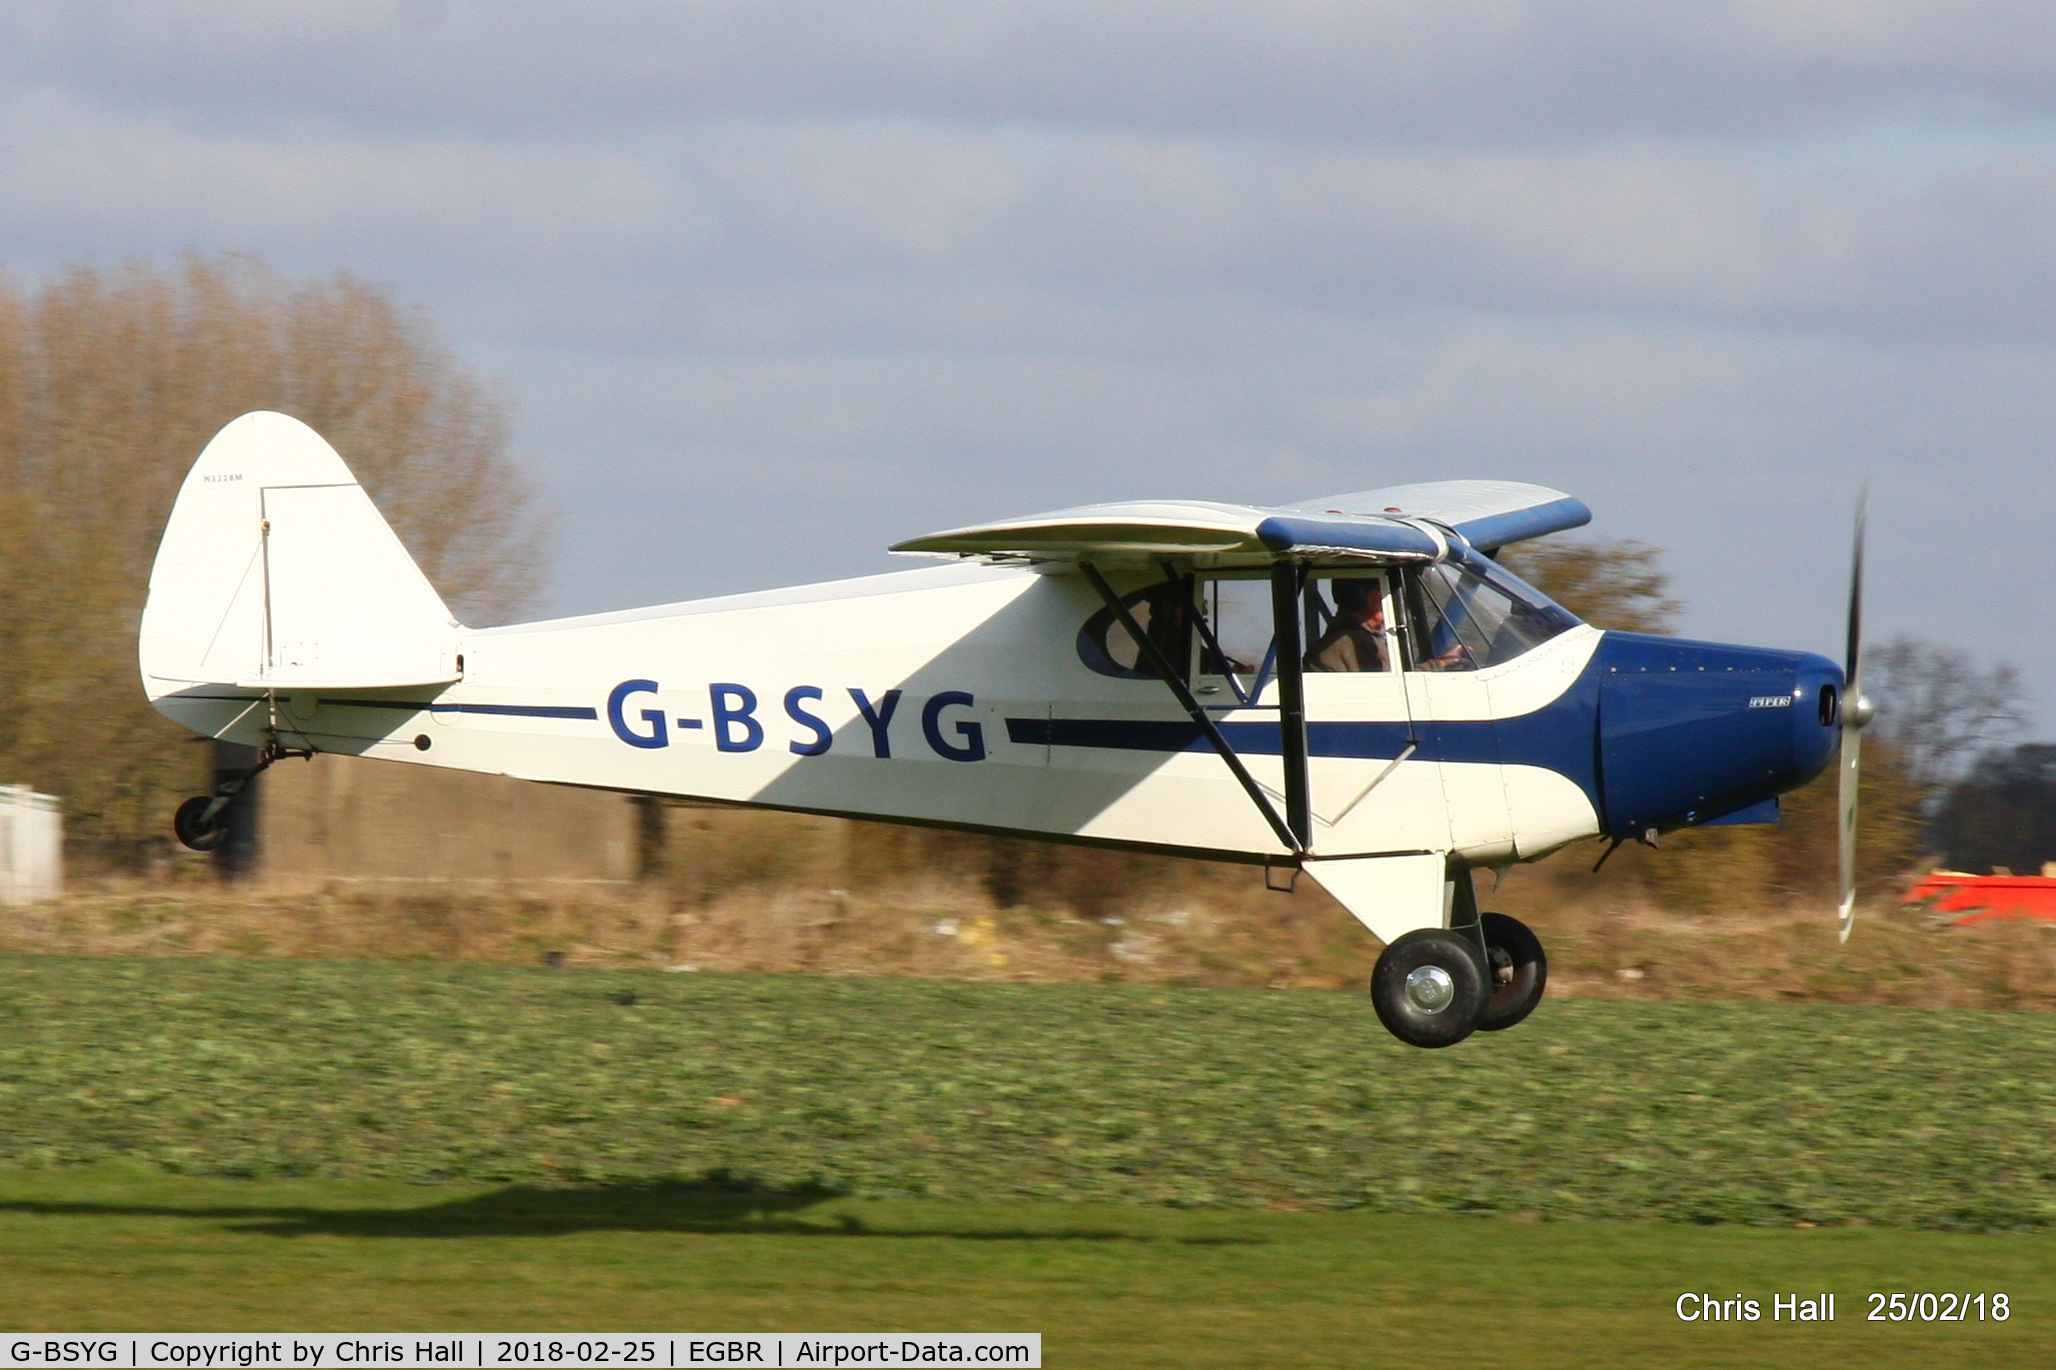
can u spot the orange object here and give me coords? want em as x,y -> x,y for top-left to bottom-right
1903,870 -> 2056,925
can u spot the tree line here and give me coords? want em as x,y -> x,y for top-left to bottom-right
0,256 -> 545,861
0,253 -> 2038,898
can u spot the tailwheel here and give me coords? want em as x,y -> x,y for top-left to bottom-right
1370,928 -> 1489,1049
1477,911 -> 1547,1032
172,795 -> 228,852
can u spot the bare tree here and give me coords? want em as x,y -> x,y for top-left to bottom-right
1929,744 -> 2056,875
1864,636 -> 2027,802
1498,536 -> 1679,634
0,256 -> 549,859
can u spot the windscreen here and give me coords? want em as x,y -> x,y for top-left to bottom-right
1402,551 -> 1580,671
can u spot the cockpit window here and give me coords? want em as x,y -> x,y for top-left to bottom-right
1194,576 -> 1274,682
1399,551 -> 1580,671
1304,575 -> 1392,673
1079,554 -> 1576,680
1077,578 -> 1194,679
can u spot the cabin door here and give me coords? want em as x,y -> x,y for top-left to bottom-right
1195,571 -> 1459,858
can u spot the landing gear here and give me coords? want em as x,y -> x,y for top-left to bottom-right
172,794 -> 230,852
1365,864 -> 1551,1047
1477,911 -> 1547,1032
170,737 -> 312,852
1370,928 -> 1491,1049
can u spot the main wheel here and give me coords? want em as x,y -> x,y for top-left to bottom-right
1370,928 -> 1490,1049
1477,912 -> 1547,1032
173,795 -> 228,852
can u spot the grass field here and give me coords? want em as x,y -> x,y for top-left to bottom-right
4,954 -> 2056,1364
3,1166 -> 2052,1367
5,955 -> 2056,1225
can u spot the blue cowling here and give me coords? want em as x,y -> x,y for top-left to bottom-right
1594,633 -> 1842,837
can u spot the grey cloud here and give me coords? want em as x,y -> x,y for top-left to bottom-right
0,87 -> 695,261
11,1 -> 2056,147
646,126 -> 2056,343
3,0 -> 2051,723
12,81 -> 2056,348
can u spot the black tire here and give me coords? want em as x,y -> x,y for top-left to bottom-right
1371,928 -> 1490,1049
173,795 -> 227,852
1477,912 -> 1547,1032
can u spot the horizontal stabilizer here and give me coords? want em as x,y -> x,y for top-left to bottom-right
233,668 -> 461,690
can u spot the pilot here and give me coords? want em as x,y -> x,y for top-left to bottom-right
1308,579 -> 1386,672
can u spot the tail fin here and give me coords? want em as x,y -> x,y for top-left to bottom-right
140,412 -> 461,711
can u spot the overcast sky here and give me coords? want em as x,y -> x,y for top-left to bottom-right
5,2 -> 2054,727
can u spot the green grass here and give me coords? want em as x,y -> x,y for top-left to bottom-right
4,955 -> 2056,1227
2,1166 -> 2052,1368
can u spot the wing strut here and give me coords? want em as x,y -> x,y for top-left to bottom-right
1078,561 -> 1305,856
1269,562 -> 1313,849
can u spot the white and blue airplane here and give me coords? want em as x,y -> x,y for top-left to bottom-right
140,412 -> 1870,1047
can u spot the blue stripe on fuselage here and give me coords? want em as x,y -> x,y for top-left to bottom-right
314,698 -> 600,720
432,701 -> 600,719
1008,714 -> 1506,764
1009,650 -> 1608,811
1010,633 -> 1829,835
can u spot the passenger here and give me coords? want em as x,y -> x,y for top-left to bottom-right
1308,579 -> 1386,672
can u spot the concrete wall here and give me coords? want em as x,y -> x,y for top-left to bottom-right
242,754 -> 1247,921
241,752 -> 1214,919
255,753 -> 637,889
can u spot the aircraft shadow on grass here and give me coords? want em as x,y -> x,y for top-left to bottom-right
0,1179 -> 1259,1246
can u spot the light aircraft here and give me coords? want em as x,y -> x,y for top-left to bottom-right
140,412 -> 1872,1048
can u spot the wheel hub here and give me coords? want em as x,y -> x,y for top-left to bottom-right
1403,964 -> 1455,1014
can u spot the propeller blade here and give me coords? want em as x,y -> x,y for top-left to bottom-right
1838,722 -> 1861,943
1837,488 -> 1867,943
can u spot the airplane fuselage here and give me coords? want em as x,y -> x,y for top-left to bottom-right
158,560 -> 1842,881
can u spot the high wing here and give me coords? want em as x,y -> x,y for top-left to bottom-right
890,479 -> 1589,567
1284,480 -> 1591,552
